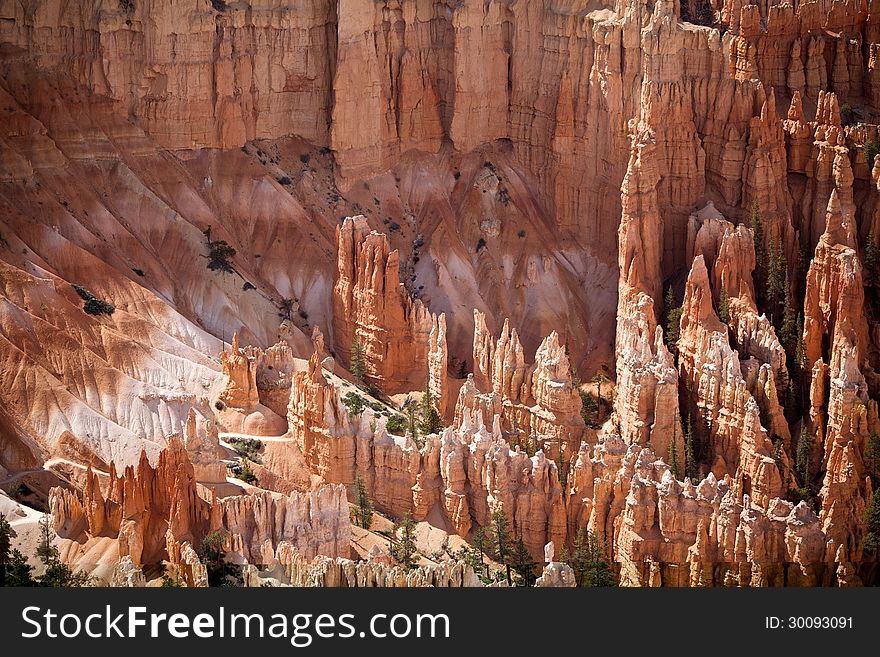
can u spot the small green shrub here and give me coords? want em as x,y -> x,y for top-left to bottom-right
228,437 -> 263,463
72,284 -> 115,316
386,414 -> 406,433
342,392 -> 366,417
865,139 -> 879,170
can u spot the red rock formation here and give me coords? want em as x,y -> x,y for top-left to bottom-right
218,333 -> 287,435
221,485 -> 350,563
456,313 -> 585,454
50,436 -> 211,565
803,186 -> 873,561
332,215 -> 444,395
678,255 -> 787,508
613,130 -> 682,462
49,434 -> 350,569
288,352 -> 353,486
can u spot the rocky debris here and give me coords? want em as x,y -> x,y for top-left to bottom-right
109,556 -> 146,587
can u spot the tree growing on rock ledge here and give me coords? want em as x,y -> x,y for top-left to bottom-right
353,474 -> 373,530
350,337 -> 366,382
663,285 -> 683,349
563,529 -> 616,587
389,513 -> 418,570
419,381 -> 443,435
490,508 -> 514,585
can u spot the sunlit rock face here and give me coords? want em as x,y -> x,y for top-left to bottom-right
3,0 -> 880,586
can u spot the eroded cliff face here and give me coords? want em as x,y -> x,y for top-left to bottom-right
331,215 -> 443,394
49,434 -> 350,570
5,0 -> 880,585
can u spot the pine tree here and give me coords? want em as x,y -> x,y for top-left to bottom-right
0,513 -> 10,586
389,513 -> 418,570
718,285 -> 730,325
767,237 -> 787,328
465,527 -> 489,581
796,427 -> 812,489
865,140 -> 880,172
751,200 -> 768,309
664,286 -> 683,348
579,390 -> 599,429
406,404 -> 421,448
353,474 -> 373,529
591,374 -> 610,421
512,536 -> 536,587
668,438 -> 681,480
780,270 -> 798,357
490,508 -> 513,585
864,230 -> 880,288
419,381 -> 443,435
36,514 -> 58,566
527,432 -> 538,457
556,442 -> 568,490
6,549 -> 34,586
863,489 -> 880,554
569,530 -> 616,587
684,413 -> 698,482
38,560 -> 90,587
350,336 -> 366,382
865,431 -> 880,484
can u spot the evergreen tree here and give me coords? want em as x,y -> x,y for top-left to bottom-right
490,508 -> 513,585
0,513 -> 10,586
526,432 -> 538,457
350,337 -> 366,382
579,390 -> 599,429
389,513 -> 418,570
767,237 -> 787,328
865,431 -> 880,484
5,549 -> 34,586
406,404 -> 421,448
38,561 -> 90,588
718,285 -> 730,325
36,514 -> 58,565
512,536 -> 536,587
419,381 -> 443,435
556,442 -> 569,490
865,140 -> 880,171
864,230 -> 880,288
684,414 -> 698,482
353,474 -> 373,530
341,391 -> 366,417
591,374 -> 610,419
664,286 -> 683,348
863,489 -> 880,554
568,529 -> 616,587
796,427 -> 812,489
751,200 -> 768,309
464,527 -> 489,581
668,438 -> 681,480
780,271 -> 798,357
